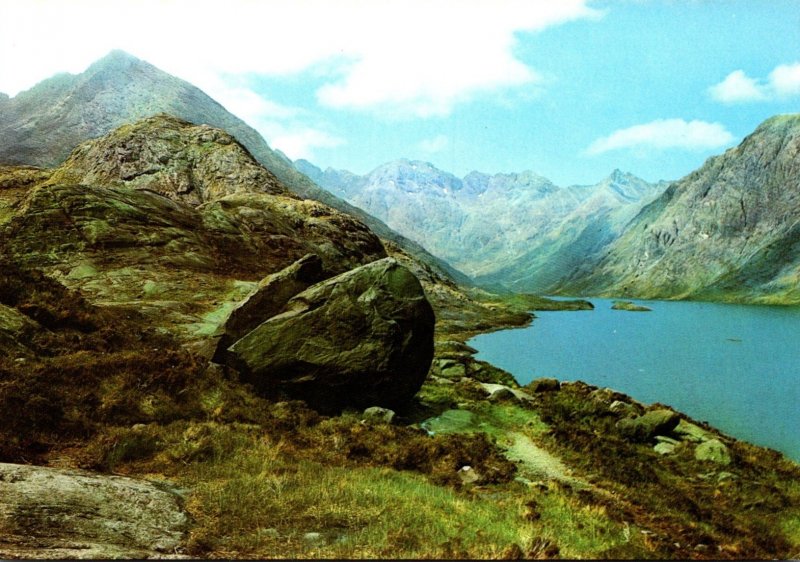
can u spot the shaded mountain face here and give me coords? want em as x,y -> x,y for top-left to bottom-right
559,114 -> 800,305
0,50 -> 468,286
300,158 -> 664,292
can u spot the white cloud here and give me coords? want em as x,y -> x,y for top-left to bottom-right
256,120 -> 346,161
769,63 -> 800,97
418,135 -> 449,154
708,70 -> 767,103
709,62 -> 800,104
587,119 -> 736,155
0,0 -> 599,118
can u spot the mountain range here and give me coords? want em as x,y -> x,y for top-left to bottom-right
2,50 -> 799,305
297,159 -> 666,292
0,50 -> 468,285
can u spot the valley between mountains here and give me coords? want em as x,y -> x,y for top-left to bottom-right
0,51 -> 799,559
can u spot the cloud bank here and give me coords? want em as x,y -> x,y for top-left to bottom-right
0,0 -> 598,159
709,62 -> 800,103
587,119 -> 736,155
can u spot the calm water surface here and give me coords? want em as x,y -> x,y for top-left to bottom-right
469,298 -> 800,461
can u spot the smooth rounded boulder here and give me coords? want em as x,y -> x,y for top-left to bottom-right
226,258 -> 435,411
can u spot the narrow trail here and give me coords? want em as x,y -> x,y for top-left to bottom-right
503,431 -> 580,484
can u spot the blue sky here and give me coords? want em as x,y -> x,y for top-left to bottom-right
1,0 -> 799,184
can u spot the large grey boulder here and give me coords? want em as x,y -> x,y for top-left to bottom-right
226,258 -> 435,410
0,462 -> 188,559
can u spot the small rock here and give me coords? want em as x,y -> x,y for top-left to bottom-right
654,442 -> 676,455
458,465 -> 481,485
258,528 -> 279,539
695,439 -> 732,465
441,364 -> 467,379
674,419 -> 715,443
303,532 -> 324,545
362,406 -> 395,425
526,378 -> 561,393
609,400 -> 636,417
655,435 -> 680,445
617,409 -> 679,442
488,387 -> 518,403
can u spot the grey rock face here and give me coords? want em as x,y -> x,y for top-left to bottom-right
563,114 -> 800,304
226,258 -> 435,410
50,114 -> 287,206
0,462 -> 188,559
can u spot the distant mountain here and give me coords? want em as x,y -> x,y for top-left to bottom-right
559,114 -> 800,304
299,158 -> 665,292
0,50 -> 469,285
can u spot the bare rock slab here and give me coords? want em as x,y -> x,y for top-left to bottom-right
0,462 -> 188,559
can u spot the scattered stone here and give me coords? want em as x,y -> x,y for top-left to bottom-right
655,435 -> 680,445
226,258 -> 435,411
674,419 -> 716,443
440,364 -> 467,379
526,378 -> 561,393
258,528 -> 280,539
362,406 -> 396,425
609,400 -> 637,417
458,465 -> 481,485
654,442 -> 677,455
479,383 -> 534,404
617,409 -> 680,442
421,409 -> 477,435
429,375 -> 455,385
695,439 -> 732,465
488,387 -> 518,403
303,532 -> 325,545
0,462 -> 188,559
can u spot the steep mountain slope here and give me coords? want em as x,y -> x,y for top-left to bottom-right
0,50 -> 467,285
560,114 -> 800,304
299,159 -> 663,291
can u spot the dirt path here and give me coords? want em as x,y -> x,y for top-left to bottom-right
504,431 -> 582,485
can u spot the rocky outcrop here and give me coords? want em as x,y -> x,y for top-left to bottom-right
48,114 -> 287,206
0,303 -> 41,357
0,462 -> 188,559
226,258 -> 435,410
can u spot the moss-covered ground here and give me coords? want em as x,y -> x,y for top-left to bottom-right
1,255 -> 799,559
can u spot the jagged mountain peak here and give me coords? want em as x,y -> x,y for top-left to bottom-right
86,49 -> 146,71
